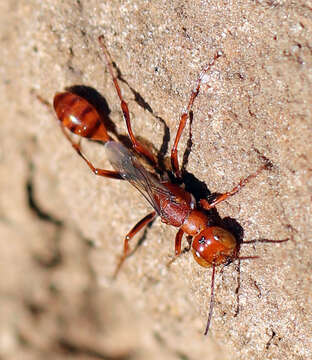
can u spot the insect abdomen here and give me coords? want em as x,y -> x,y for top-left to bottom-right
53,92 -> 110,141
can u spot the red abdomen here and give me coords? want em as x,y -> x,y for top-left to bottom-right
53,92 -> 110,142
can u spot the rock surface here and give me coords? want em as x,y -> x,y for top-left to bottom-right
1,1 -> 311,359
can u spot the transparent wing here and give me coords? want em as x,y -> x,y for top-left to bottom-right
104,141 -> 172,214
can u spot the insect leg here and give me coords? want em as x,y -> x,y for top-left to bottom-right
199,162 -> 270,210
60,125 -> 123,179
174,228 -> 184,256
166,231 -> 194,267
171,52 -> 222,178
166,229 -> 184,267
98,36 -> 157,166
113,211 -> 157,278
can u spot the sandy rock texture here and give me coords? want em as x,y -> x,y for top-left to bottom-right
1,1 -> 312,359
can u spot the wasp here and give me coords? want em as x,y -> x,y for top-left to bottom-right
51,35 -> 288,334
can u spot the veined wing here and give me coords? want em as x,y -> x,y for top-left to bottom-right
104,141 -> 171,214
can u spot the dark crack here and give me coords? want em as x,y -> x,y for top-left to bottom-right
26,163 -> 63,227
57,338 -> 133,360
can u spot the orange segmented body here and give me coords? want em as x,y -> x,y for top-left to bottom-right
54,92 -> 110,142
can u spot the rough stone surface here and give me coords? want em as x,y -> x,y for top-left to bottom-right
1,1 -> 311,359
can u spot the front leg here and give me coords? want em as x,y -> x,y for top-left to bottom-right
113,211 -> 157,278
167,230 -> 193,267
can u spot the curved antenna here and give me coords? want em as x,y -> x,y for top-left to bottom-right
204,263 -> 216,335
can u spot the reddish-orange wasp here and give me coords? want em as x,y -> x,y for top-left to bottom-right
51,35 -> 288,334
